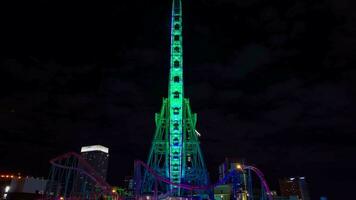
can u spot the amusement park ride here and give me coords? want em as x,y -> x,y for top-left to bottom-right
42,0 -> 274,200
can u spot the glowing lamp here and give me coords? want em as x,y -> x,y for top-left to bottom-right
236,164 -> 242,170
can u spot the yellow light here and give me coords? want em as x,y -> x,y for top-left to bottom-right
60,197 -> 64,200
236,164 -> 242,170
112,189 -> 116,193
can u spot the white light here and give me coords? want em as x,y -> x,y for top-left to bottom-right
289,178 -> 295,181
5,186 -> 10,193
81,145 -> 109,153
195,130 -> 201,137
300,177 -> 305,179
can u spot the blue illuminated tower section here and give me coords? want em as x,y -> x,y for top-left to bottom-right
169,0 -> 184,190
142,0 -> 209,197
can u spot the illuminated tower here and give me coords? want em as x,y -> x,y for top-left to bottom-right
142,0 -> 209,196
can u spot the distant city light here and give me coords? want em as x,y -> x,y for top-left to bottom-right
0,174 -> 23,179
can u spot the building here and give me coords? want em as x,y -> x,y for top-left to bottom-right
279,177 -> 310,200
80,145 -> 109,180
124,176 -> 134,197
216,158 -> 250,200
70,145 -> 109,196
1,174 -> 22,199
218,158 -> 246,181
7,177 -> 47,200
272,196 -> 299,200
214,184 -> 232,200
1,174 -> 47,200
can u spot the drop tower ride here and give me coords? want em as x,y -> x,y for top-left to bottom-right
142,0 -> 209,196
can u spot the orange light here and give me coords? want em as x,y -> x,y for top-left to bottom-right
6,175 -> 9,178
112,189 -> 116,193
18,176 -> 22,179
10,175 -> 14,178
1,175 -> 4,178
60,197 -> 64,200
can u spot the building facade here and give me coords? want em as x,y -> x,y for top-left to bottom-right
80,145 -> 109,180
279,177 -> 310,200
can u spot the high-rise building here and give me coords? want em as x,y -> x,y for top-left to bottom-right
80,145 -> 109,180
279,177 -> 310,200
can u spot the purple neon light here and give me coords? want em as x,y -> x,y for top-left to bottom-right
243,166 -> 273,200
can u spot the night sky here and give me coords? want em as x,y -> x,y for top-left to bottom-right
1,0 -> 356,199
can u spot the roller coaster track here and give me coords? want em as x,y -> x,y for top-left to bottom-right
135,160 -> 273,200
49,152 -> 117,199
48,154 -> 271,200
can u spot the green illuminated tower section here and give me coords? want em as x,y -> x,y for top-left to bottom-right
169,0 -> 184,190
142,0 -> 209,196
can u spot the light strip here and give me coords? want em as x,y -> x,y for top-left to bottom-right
81,145 -> 109,153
